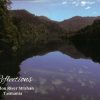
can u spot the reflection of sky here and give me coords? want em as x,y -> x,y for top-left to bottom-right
5,51 -> 100,100
20,51 -> 100,77
11,0 -> 100,21
10,51 -> 100,99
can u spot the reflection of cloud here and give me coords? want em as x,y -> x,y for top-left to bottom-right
34,83 -> 55,94
52,79 -> 63,85
39,78 -> 47,85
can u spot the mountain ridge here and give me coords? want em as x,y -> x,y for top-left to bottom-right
10,9 -> 100,33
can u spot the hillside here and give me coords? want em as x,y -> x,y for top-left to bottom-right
60,16 -> 99,32
11,10 -> 100,35
70,19 -> 100,62
71,19 -> 100,41
33,13 -> 100,34
10,10 -> 66,45
38,15 -> 100,33
1,9 -> 100,56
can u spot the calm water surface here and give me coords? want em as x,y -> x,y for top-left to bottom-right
4,47 -> 100,100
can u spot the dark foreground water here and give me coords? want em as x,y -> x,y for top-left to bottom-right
1,43 -> 100,100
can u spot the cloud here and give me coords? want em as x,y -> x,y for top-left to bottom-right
12,0 -> 48,3
81,1 -> 95,6
68,0 -> 97,10
85,6 -> 91,9
81,1 -> 87,6
72,1 -> 79,6
62,1 -> 67,5
30,0 -> 46,3
11,0 -> 98,5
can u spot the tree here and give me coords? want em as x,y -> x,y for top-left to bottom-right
0,0 -> 18,53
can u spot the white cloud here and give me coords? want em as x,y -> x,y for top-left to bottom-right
71,0 -> 83,6
80,1 -> 95,7
86,1 -> 95,5
69,0 -> 96,9
12,0 -> 48,3
72,1 -> 79,6
12,0 -> 98,6
72,1 -> 76,4
81,1 -> 87,6
31,0 -> 48,3
62,1 -> 67,5
85,6 -> 91,9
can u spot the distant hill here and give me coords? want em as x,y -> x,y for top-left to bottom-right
38,15 -> 100,33
71,19 -> 100,40
10,10 -> 100,34
10,10 -> 66,45
59,16 -> 100,32
70,19 -> 100,48
38,15 -> 100,34
38,16 -> 52,22
10,9 -> 100,43
1,9 -> 100,57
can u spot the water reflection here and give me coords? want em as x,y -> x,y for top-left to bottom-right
18,51 -> 100,100
1,41 -> 100,100
71,37 -> 100,63
0,53 -> 20,100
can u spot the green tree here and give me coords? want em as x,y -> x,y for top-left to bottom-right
0,0 -> 18,53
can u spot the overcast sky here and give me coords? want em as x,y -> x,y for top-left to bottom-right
11,0 -> 100,21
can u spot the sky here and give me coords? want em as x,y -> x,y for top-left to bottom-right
11,0 -> 100,21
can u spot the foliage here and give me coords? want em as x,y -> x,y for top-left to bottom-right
0,0 -> 19,54
71,19 -> 100,44
70,20 -> 100,62
0,1 -> 67,56
11,10 -> 66,46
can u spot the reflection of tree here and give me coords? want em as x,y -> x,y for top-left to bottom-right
0,82 -> 7,100
0,37 -> 100,99
71,41 -> 100,63
0,53 -> 20,99
70,20 -> 100,63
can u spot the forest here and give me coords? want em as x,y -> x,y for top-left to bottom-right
0,0 -> 100,57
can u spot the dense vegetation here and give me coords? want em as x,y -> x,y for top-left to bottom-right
0,0 -> 100,59
70,20 -> 100,62
0,0 -> 100,99
71,19 -> 100,44
11,10 -> 66,45
0,1 -> 66,56
0,0 -> 19,55
59,16 -> 97,33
